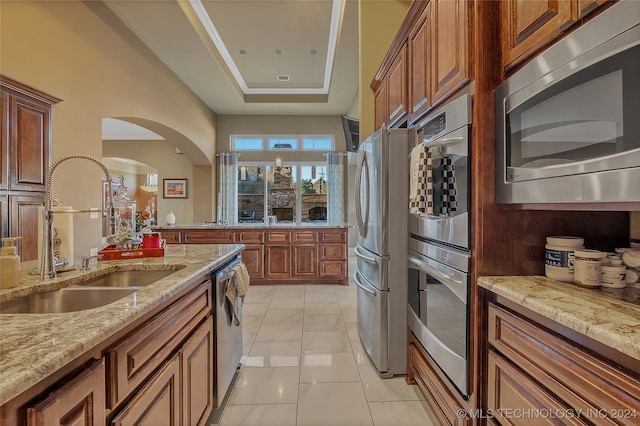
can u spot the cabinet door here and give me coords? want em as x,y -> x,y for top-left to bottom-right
162,230 -> 182,244
9,93 -> 50,192
501,0 -> 576,72
27,359 -> 106,426
0,194 -> 7,238
181,319 -> 214,426
265,245 -> 291,279
0,89 -> 7,190
387,45 -> 408,127
242,243 -> 264,279
374,80 -> 388,130
10,193 -> 44,261
487,351 -> 586,425
183,229 -> 235,244
409,2 -> 432,124
431,0 -> 469,102
292,245 -> 318,277
578,0 -> 609,19
110,353 -> 181,426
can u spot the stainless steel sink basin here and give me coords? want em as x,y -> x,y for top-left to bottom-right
75,269 -> 178,288
0,287 -> 137,314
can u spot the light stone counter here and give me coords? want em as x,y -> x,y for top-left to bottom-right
154,222 -> 352,230
478,276 -> 640,363
0,244 -> 243,406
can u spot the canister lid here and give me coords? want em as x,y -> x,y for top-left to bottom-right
574,249 -> 602,259
546,236 -> 584,246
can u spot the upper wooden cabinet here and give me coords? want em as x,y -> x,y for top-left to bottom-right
409,2 -> 432,122
386,45 -> 408,127
501,0 -> 577,72
431,0 -> 469,103
373,0 -> 470,128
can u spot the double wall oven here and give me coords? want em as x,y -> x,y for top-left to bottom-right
407,94 -> 471,398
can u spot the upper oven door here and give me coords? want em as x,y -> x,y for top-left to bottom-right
497,5 -> 640,187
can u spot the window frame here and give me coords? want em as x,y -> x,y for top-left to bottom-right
230,134 -> 334,151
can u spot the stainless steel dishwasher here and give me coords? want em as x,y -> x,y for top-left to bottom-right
211,256 -> 243,408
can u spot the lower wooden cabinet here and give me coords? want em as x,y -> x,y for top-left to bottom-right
160,227 -> 348,285
180,319 -> 214,426
27,359 -> 106,426
407,335 -> 470,426
486,302 -> 640,426
109,353 -> 181,426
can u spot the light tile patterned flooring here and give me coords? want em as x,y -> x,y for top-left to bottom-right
215,257 -> 437,425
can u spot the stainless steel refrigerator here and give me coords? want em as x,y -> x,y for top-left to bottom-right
354,127 -> 410,377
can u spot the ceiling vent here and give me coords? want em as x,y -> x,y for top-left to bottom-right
277,75 -> 290,82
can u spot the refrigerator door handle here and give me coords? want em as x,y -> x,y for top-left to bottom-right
355,150 -> 369,237
353,245 -> 378,264
354,271 -> 377,296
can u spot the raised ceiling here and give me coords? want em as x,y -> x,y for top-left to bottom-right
102,0 -> 360,116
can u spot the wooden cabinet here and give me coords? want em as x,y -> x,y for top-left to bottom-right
407,336 -> 470,426
387,45 -> 408,127
408,2 -> 432,123
578,0 -> 610,18
501,0 -> 577,72
26,359 -> 106,426
180,318 -> 214,426
374,80 -> 388,130
183,229 -> 235,244
486,302 -> 640,425
159,226 -> 348,285
431,0 -> 469,102
109,353 -> 181,426
0,76 -> 60,261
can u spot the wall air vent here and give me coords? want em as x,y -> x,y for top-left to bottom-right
277,75 -> 290,82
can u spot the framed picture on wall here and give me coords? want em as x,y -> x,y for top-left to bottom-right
163,178 -> 188,198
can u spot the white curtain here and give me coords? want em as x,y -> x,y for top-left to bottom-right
218,153 -> 240,224
324,153 -> 344,224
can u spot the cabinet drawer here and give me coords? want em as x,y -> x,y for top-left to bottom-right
266,231 -> 290,243
321,244 -> 346,260
489,303 -> 640,424
183,230 -> 235,244
320,261 -> 346,278
319,230 -> 346,243
107,281 -> 211,409
237,230 -> 263,244
487,350 -> 586,425
292,231 -> 317,243
161,230 -> 182,244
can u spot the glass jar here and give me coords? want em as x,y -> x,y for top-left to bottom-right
574,249 -> 602,288
111,176 -> 136,248
545,236 -> 584,282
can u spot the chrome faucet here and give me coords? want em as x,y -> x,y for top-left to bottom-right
41,154 -> 116,280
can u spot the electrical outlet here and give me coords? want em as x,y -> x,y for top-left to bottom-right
90,248 -> 98,256
90,207 -> 99,219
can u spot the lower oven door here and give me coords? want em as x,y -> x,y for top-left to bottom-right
354,269 -> 390,376
407,244 -> 469,397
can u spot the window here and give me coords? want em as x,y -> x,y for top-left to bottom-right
237,162 -> 328,223
231,134 -> 334,151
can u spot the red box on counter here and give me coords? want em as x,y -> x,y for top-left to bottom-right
98,243 -> 165,260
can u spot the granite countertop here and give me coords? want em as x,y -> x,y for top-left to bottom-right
478,276 -> 640,362
0,244 -> 244,406
153,222 -> 352,230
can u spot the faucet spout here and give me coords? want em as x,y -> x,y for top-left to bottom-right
41,154 -> 115,280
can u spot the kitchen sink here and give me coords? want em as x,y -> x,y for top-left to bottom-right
74,269 -> 180,288
0,287 -> 138,314
0,267 -> 184,314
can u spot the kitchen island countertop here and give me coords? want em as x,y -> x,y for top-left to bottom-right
153,222 -> 352,230
0,244 -> 243,406
478,275 -> 640,363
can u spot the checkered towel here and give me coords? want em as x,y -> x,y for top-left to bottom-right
441,156 -> 457,214
409,143 -> 433,215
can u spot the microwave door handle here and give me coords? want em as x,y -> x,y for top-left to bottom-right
426,136 -> 464,148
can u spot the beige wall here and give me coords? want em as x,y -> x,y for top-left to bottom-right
1,1 -> 216,257
359,0 -> 412,140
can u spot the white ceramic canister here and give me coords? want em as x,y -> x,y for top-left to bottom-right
545,236 -> 584,282
600,265 -> 626,289
574,249 -> 602,288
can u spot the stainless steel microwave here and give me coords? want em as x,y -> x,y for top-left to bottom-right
496,0 -> 640,204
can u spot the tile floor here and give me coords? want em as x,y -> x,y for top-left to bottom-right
214,257 -> 437,425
